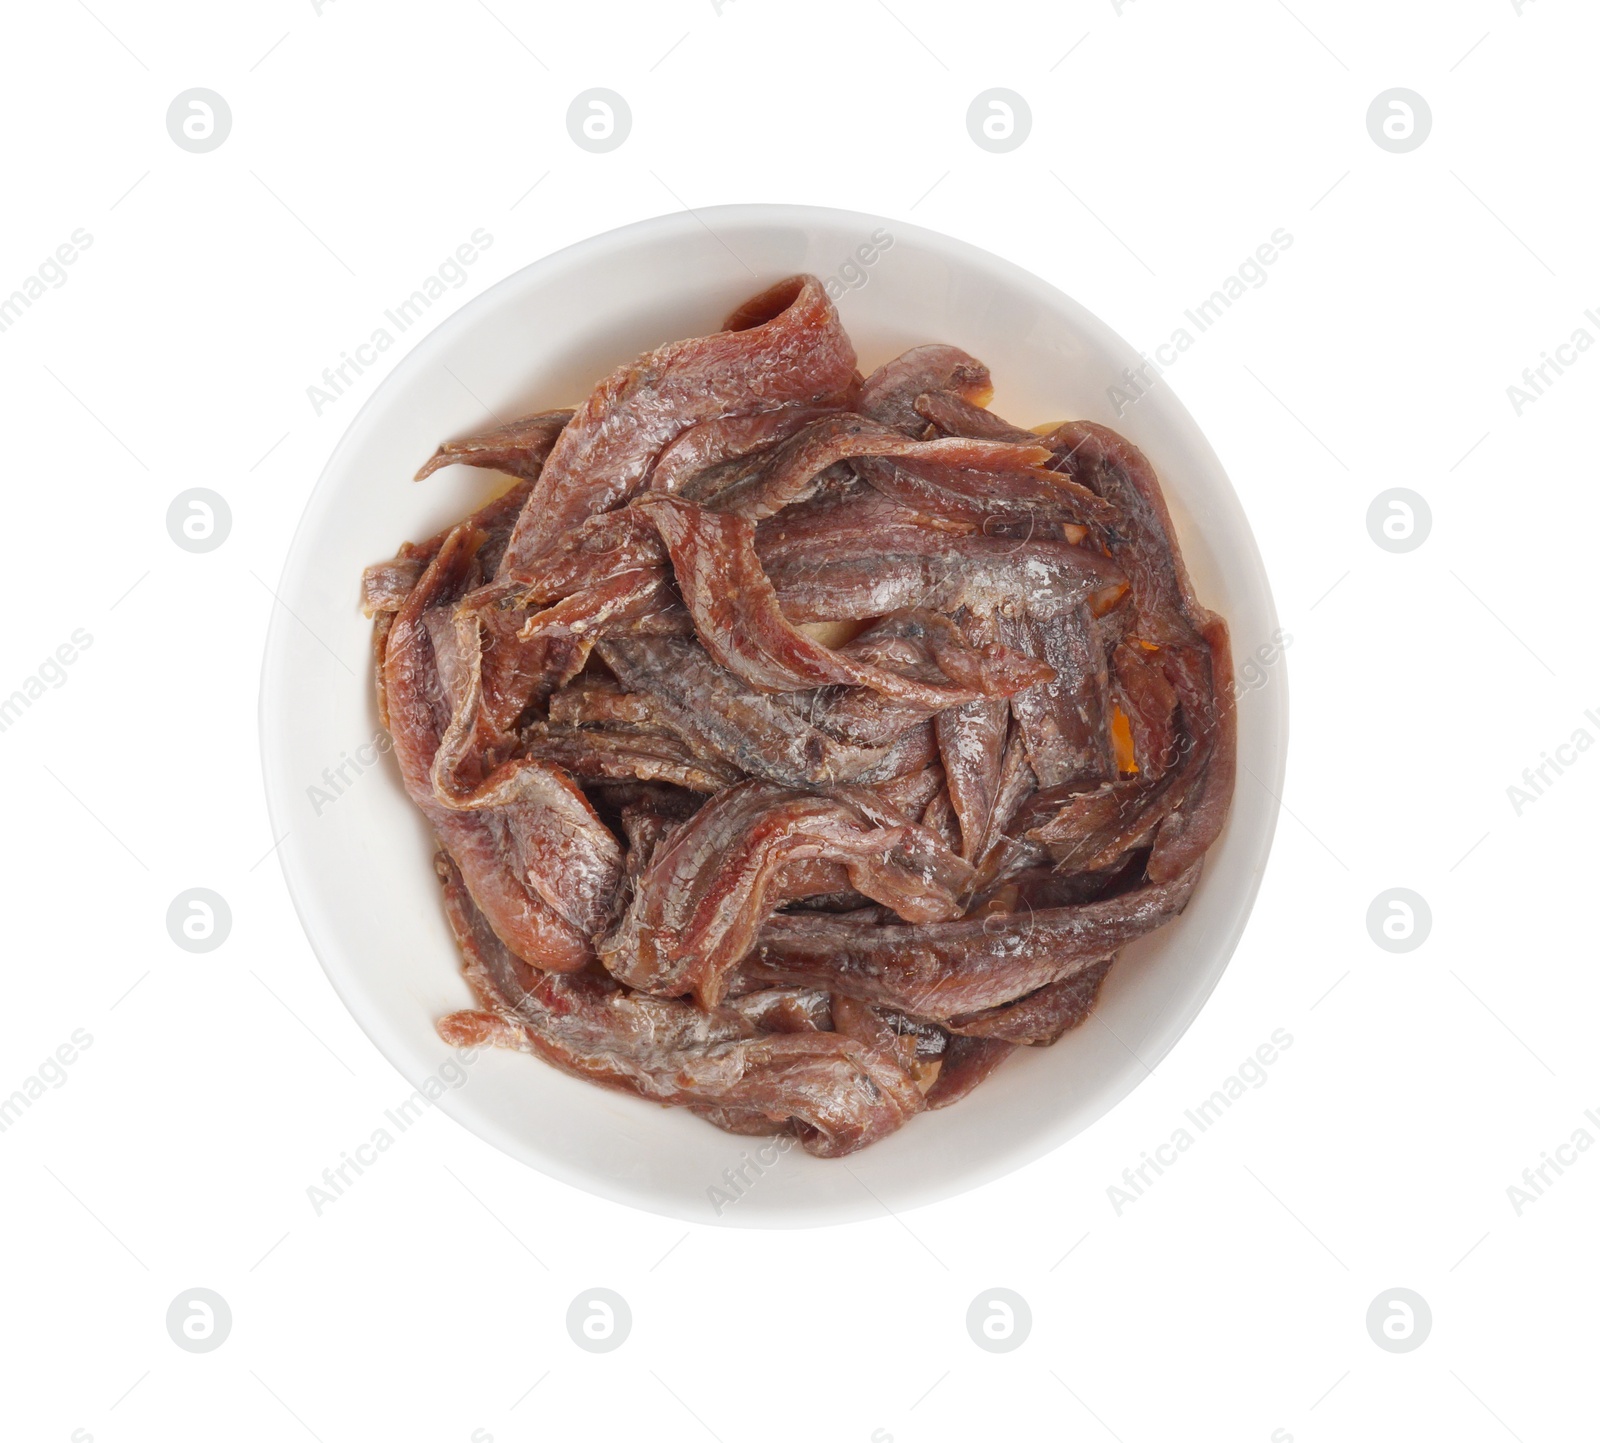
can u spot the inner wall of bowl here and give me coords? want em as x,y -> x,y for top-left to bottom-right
263,207 -> 1284,1226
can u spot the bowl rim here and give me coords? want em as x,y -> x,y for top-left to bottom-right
259,201 -> 1288,1225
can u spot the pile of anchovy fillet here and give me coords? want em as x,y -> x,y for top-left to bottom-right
360,275 -> 1235,1158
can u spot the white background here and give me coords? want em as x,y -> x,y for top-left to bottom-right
2,1 -> 1595,1439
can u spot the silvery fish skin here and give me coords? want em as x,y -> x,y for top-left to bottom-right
599,779 -> 972,1009
735,862 -> 1202,1020
434,852 -> 925,1158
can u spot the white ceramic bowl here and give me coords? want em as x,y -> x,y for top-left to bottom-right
260,204 -> 1287,1227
